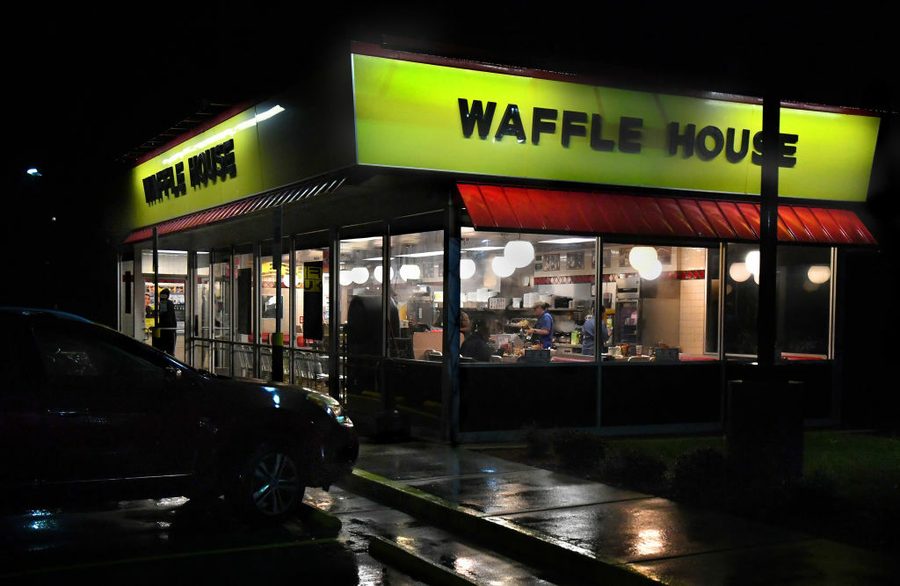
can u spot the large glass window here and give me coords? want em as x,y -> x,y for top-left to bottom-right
233,249 -> 255,377
211,250 -> 232,375
259,245 -> 289,380
389,231 -> 444,360
724,244 -> 833,361
460,231 -> 598,364
192,251 -> 211,370
293,246 -> 330,390
776,247 -> 832,359
340,236 -> 383,396
602,244 -> 717,363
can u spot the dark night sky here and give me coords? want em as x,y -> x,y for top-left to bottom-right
3,3 -> 899,319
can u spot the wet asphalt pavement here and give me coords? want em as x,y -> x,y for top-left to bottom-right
0,494 -> 422,585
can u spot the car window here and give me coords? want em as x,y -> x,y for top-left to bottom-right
0,315 -> 40,404
32,320 -> 165,411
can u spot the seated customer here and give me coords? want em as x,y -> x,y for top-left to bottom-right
460,320 -> 495,362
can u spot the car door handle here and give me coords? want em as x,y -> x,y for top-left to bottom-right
47,410 -> 89,417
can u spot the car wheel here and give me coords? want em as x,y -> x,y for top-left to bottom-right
228,442 -> 305,521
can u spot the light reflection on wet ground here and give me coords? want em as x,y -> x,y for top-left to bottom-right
0,495 -> 422,585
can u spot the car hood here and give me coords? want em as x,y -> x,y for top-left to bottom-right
200,374 -> 324,413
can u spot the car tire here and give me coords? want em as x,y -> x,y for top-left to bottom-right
227,442 -> 305,522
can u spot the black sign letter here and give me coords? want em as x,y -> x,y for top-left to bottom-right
494,104 -> 527,143
458,99 -> 497,139
618,117 -> 643,154
561,110 -> 588,148
668,122 -> 696,157
590,114 -> 615,151
531,107 -> 558,145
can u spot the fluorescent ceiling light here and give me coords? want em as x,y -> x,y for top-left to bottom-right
161,105 -> 285,165
396,251 -> 443,258
463,246 -> 505,252
343,236 -> 382,243
362,256 -> 393,261
537,238 -> 596,244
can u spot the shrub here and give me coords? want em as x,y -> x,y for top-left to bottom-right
671,447 -> 728,504
551,430 -> 607,470
603,447 -> 667,493
523,424 -> 552,457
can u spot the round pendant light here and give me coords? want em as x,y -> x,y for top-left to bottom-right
744,250 -> 760,277
491,255 -> 515,278
339,270 -> 353,286
807,265 -> 831,284
504,240 -> 535,268
639,259 -> 663,280
728,262 -> 751,282
399,264 -> 421,281
460,258 -> 477,279
351,266 -> 369,284
629,246 -> 658,272
373,265 -> 395,283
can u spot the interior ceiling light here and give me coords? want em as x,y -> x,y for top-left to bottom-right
537,237 -> 595,244
629,246 -> 658,272
339,270 -> 353,286
463,246 -> 505,252
460,258 -> 476,279
504,240 -> 535,268
807,265 -> 832,284
396,251 -> 443,258
398,264 -> 421,280
744,250 -> 760,276
491,256 -> 515,278
373,265 -> 395,283
639,259 -> 663,280
351,266 -> 369,284
728,262 -> 751,283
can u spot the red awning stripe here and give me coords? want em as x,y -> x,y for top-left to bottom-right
458,183 -> 876,246
124,177 -> 345,244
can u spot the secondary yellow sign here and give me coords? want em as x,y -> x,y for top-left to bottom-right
125,105 -> 285,230
352,53 -> 880,202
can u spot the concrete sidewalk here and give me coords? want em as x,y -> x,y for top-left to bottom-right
342,440 -> 898,585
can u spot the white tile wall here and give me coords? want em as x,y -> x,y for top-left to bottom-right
679,279 -> 707,354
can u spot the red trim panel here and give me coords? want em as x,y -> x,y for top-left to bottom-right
457,184 -> 877,246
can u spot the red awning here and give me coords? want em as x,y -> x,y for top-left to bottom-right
124,177 -> 345,244
457,184 -> 876,245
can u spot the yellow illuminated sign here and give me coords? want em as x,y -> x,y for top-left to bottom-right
124,105 -> 285,231
353,54 -> 880,202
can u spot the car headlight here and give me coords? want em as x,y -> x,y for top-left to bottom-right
306,391 -> 353,427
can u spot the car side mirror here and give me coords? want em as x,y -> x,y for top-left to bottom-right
164,365 -> 183,384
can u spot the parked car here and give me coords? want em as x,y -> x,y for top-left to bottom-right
0,307 -> 358,521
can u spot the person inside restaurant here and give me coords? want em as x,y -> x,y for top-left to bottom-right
527,302 -> 554,349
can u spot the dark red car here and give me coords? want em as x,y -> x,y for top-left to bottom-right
0,307 -> 358,521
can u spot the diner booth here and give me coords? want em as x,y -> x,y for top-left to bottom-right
112,43 -> 881,442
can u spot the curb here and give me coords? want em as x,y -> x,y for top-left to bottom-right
368,535 -> 478,586
340,468 -> 661,585
297,502 -> 342,537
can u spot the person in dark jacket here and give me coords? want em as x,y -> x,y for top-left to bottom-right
154,288 -> 177,355
460,320 -> 495,362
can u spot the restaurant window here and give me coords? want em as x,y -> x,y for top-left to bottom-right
776,247 -> 832,360
340,236 -> 383,396
211,250 -> 232,375
602,244 -> 717,363
460,231 -> 598,364
724,244 -> 832,361
293,246 -> 330,390
192,251 -> 211,370
259,245 -> 289,380
388,230 -> 444,360
233,249 -> 255,377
